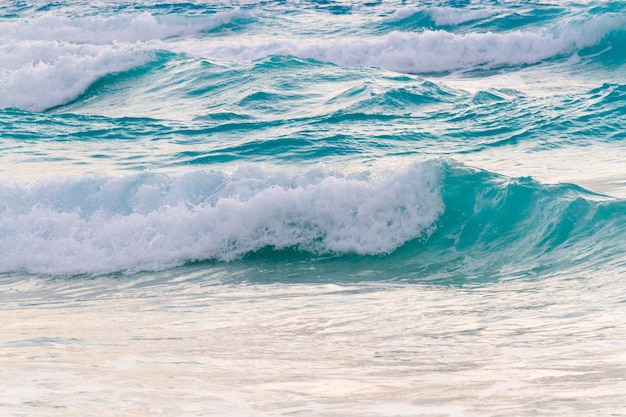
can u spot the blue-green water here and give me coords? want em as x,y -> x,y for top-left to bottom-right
1,1 -> 626,415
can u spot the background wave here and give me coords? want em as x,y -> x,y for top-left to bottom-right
192,12 -> 626,74
1,50 -> 624,179
0,10 -> 247,111
2,3 -> 625,111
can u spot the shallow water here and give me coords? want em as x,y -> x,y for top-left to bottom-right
3,267 -> 626,416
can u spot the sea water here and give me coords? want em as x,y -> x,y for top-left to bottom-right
1,1 -> 626,416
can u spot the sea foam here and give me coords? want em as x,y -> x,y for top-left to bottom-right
0,42 -> 152,111
0,10 -> 243,111
388,6 -> 502,26
195,13 -> 625,73
0,163 -> 443,275
0,11 -> 244,44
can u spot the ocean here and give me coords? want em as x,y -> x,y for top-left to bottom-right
1,0 -> 626,415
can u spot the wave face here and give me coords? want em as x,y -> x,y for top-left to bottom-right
413,162 -> 626,281
2,161 -> 625,279
1,0 -> 626,280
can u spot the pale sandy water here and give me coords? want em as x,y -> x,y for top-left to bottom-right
2,266 -> 626,417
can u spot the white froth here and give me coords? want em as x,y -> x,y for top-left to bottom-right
0,42 -> 152,111
389,6 -> 501,26
0,10 -> 242,111
0,11 -> 243,44
194,14 -> 624,73
428,7 -> 502,26
0,163 -> 443,275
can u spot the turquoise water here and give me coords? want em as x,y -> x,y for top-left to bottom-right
2,1 -> 626,415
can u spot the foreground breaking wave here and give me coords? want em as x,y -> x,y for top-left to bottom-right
0,162 -> 442,275
2,160 -> 625,278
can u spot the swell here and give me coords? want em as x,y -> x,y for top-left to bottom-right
1,160 -> 625,279
53,53 -> 457,118
384,4 -> 585,33
46,53 -> 626,153
2,51 -> 624,173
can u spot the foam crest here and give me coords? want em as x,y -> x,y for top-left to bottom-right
389,6 -> 501,26
0,42 -> 152,111
428,7 -> 502,26
0,163 -> 443,275
0,10 -> 243,111
0,11 -> 243,44
201,14 -> 625,73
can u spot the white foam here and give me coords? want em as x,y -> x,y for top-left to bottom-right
0,163 -> 443,275
387,7 -> 422,23
0,42 -> 152,111
0,10 -> 243,111
389,6 -> 501,26
0,11 -> 243,44
428,7 -> 502,26
192,14 -> 625,74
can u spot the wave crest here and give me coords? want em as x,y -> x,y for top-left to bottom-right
0,162 -> 443,275
199,13 -> 625,73
0,10 -> 246,111
0,10 -> 246,44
